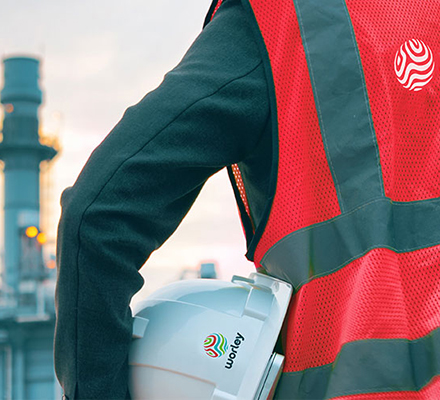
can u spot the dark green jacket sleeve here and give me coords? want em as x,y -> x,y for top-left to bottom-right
54,0 -> 270,398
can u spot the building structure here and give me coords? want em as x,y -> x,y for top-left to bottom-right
0,56 -> 60,400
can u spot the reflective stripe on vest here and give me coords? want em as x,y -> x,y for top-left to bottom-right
243,0 -> 440,398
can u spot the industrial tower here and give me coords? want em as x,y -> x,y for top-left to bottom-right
0,57 -> 60,399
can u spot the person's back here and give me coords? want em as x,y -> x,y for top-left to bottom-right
233,0 -> 440,398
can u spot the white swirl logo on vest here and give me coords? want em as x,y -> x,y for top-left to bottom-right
394,39 -> 435,92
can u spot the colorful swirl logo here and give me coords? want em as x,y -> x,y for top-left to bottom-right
394,39 -> 435,92
204,333 -> 228,358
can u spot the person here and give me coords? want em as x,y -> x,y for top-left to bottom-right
55,0 -> 440,399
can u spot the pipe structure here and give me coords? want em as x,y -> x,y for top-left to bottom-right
0,57 -> 57,294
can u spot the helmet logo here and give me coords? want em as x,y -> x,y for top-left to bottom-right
224,332 -> 245,370
394,39 -> 435,92
204,333 -> 228,358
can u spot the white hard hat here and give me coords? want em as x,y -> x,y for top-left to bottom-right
128,273 -> 292,400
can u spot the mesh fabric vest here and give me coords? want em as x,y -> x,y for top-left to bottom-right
207,0 -> 440,398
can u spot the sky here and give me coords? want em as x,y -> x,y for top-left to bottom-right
0,1 -> 255,302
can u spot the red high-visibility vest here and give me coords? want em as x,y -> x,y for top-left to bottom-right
208,1 -> 440,398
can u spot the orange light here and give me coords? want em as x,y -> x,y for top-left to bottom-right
37,232 -> 47,245
25,226 -> 39,238
47,260 -> 56,270
5,104 -> 14,113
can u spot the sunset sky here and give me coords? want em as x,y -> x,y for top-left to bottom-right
0,0 -> 255,302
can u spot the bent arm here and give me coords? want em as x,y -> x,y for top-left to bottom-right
54,1 -> 269,398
